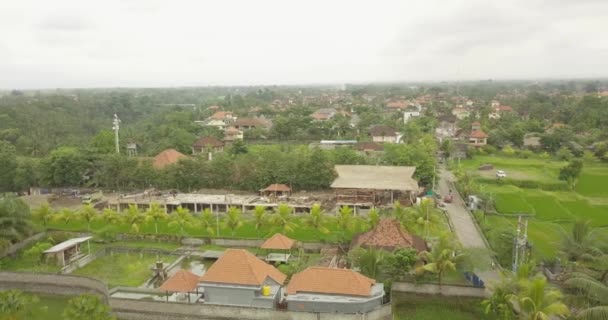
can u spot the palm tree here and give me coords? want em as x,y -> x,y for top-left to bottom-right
252,206 -> 268,237
32,203 -> 54,227
122,205 -> 145,233
482,272 -> 520,320
483,261 -> 550,320
272,204 -> 296,234
78,205 -> 98,231
304,204 -> 329,236
508,276 -> 569,320
63,294 -> 115,320
145,203 -> 167,234
392,201 -> 407,222
223,206 -> 243,237
348,247 -> 384,279
54,208 -> 75,226
0,196 -> 32,243
404,198 -> 442,238
336,205 -> 354,240
564,271 -> 608,320
560,220 -> 603,262
169,206 -> 194,235
0,289 -> 39,320
368,208 -> 380,229
416,235 -> 465,287
100,208 -> 120,225
198,208 -> 215,236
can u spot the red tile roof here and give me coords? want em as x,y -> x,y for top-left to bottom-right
233,118 -> 270,128
354,142 -> 384,152
199,249 -> 286,286
287,267 -> 376,297
224,126 -> 241,134
159,269 -> 199,293
469,130 -> 488,139
369,125 -> 397,137
261,233 -> 295,250
351,218 -> 426,252
153,149 -> 187,169
497,105 -> 513,112
192,136 -> 224,148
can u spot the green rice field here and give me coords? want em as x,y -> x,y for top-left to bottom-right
460,155 -> 608,259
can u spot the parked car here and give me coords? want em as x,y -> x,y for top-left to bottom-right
496,170 -> 507,178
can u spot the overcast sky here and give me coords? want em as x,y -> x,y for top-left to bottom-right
1,0 -> 607,89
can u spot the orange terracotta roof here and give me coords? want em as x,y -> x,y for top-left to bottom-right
469,130 -> 488,139
199,249 -> 286,286
159,269 -> 199,292
210,111 -> 233,120
386,101 -> 407,109
287,267 -> 375,297
261,233 -> 295,250
153,149 -> 187,169
497,105 -> 513,112
261,184 -> 291,193
351,218 -> 426,252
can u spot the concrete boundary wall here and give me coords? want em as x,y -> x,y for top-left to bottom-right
0,272 -> 109,302
392,282 -> 488,298
0,272 -> 391,320
0,232 -> 47,258
110,298 -> 392,320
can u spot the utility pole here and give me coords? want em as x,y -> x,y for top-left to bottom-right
112,114 -> 121,154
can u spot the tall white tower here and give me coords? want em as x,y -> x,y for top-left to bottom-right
112,114 -> 121,154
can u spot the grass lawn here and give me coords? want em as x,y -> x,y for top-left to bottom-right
0,240 -> 63,273
392,292 -> 490,320
72,252 -> 175,288
103,240 -> 182,251
29,294 -> 71,320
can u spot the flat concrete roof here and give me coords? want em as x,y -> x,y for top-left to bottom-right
286,283 -> 384,303
44,236 -> 92,253
200,250 -> 224,259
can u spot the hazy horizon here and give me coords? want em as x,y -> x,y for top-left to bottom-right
2,0 -> 607,89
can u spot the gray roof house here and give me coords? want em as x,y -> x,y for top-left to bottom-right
286,267 -> 384,313
199,249 -> 286,309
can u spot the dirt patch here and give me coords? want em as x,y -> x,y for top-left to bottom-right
18,195 -> 50,209
49,196 -> 83,210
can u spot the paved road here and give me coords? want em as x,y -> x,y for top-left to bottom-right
437,166 -> 501,285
